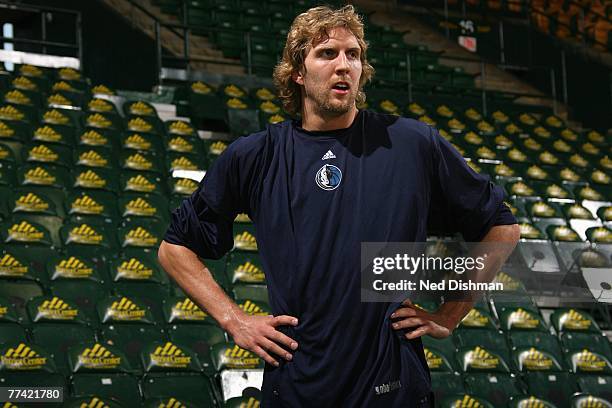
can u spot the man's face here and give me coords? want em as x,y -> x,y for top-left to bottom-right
294,27 -> 362,117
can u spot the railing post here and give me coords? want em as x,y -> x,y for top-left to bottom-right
155,21 -> 162,86
406,50 -> 413,103
550,68 -> 557,115
41,11 -> 47,54
481,59 -> 487,117
560,49 -> 568,106
499,20 -> 505,64
76,12 -> 83,70
246,31 -> 252,76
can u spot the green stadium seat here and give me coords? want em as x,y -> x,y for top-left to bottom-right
508,395 -> 558,408
72,167 -> 120,193
126,115 -> 165,136
513,346 -> 566,372
97,295 -> 157,325
71,373 -> 142,406
60,221 -> 116,252
123,100 -> 158,117
456,344 -> 512,373
120,131 -> 163,153
2,216 -> 55,247
121,151 -> 165,174
74,146 -> 115,170
86,97 -> 119,115
464,373 -> 525,405
168,325 -> 226,374
27,295 -> 90,325
141,373 -> 218,407
141,341 -> 202,373
162,296 -> 217,325
0,323 -> 27,344
142,397 -> 199,408
231,285 -> 268,303
117,220 -> 165,249
77,128 -> 117,151
551,308 -> 601,334
211,342 -> 264,371
100,325 -> 167,371
65,190 -> 118,222
227,252 -> 265,285
498,307 -> 549,332
576,375 -> 612,402
561,333 -> 612,360
10,188 -> 64,218
84,112 -> 123,131
109,252 -> 168,285
121,172 -> 166,196
18,164 -> 70,190
431,372 -> 466,402
524,372 -> 580,407
586,226 -> 612,243
455,329 -> 509,352
0,341 -> 57,372
68,341 -> 134,374
50,280 -> 109,319
566,348 -> 612,375
570,393 -> 612,408
118,194 -> 169,222
224,395 -> 262,408
457,307 -> 498,330
31,324 -> 96,375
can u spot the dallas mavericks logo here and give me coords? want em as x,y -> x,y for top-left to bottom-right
315,164 -> 342,191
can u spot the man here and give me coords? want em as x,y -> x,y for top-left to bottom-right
158,5 -> 520,407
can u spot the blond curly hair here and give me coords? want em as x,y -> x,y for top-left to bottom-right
272,5 -> 375,116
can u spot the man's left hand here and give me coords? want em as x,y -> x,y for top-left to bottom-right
390,300 -> 453,340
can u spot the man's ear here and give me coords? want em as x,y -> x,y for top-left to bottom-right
292,70 -> 304,86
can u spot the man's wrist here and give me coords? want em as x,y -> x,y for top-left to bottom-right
219,308 -> 247,335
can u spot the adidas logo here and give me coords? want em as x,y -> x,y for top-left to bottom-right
0,253 -> 28,276
174,178 -> 198,194
124,134 -> 151,150
124,226 -> 158,247
81,130 -> 108,146
235,262 -> 265,282
150,342 -> 191,367
78,343 -> 121,368
0,121 -> 15,137
117,258 -> 153,279
466,346 -> 499,369
79,150 -> 108,167
68,224 -> 104,244
76,170 -> 107,188
520,348 -> 553,370
125,197 -> 156,216
239,300 -> 268,316
24,166 -> 56,185
322,150 -> 336,160
11,76 -> 36,91
5,90 -> 31,105
15,192 -> 49,212
8,221 -> 44,242
222,344 -> 260,368
91,84 -> 114,95
37,296 -> 78,320
108,297 -> 146,320
1,343 -> 47,369
71,195 -> 104,215
424,348 -> 443,369
126,175 -> 156,192
209,141 -> 227,155
128,101 -> 154,116
51,81 -> 75,92
168,136 -> 194,153
19,64 -> 42,77
125,153 -> 153,170
29,145 -> 58,162
574,349 -> 607,372
127,117 -> 152,132
54,256 -> 93,278
169,121 -> 194,135
34,126 -> 62,142
86,113 -> 112,128
171,156 -> 197,171
234,231 -> 257,251
171,298 -> 207,321
461,309 -> 489,327
0,105 -> 25,121
47,93 -> 72,106
87,98 -> 114,113
191,81 -> 211,95
58,67 -> 80,80
43,109 -> 69,125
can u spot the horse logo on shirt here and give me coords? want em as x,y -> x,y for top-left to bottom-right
315,164 -> 342,191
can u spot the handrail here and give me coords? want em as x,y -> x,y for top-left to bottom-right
0,1 -> 80,16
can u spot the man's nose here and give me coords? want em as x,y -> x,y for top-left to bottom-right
335,52 -> 351,74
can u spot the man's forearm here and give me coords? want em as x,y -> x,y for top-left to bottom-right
157,240 -> 244,330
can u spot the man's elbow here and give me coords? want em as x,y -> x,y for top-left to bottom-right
485,223 -> 521,243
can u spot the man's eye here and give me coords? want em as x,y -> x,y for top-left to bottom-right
323,49 -> 335,57
348,51 -> 359,59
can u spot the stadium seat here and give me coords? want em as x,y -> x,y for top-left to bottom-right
570,393 -> 612,408
70,373 -> 142,406
31,323 -> 96,375
211,342 -> 264,371
168,324 -> 227,375
464,373 -> 526,406
0,341 -> 57,372
524,372 -> 580,407
455,329 -> 510,352
67,341 -> 134,374
551,308 -> 602,334
141,373 -> 219,407
561,333 -> 612,360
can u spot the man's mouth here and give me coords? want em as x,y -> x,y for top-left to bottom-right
332,82 -> 350,95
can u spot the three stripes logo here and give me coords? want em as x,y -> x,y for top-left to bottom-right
127,117 -> 153,132
0,105 -> 25,121
171,156 -> 197,171
222,345 -> 260,368
0,121 -> 16,137
168,136 -> 194,153
424,348 -> 443,370
174,178 -> 198,195
117,258 -> 153,280
43,109 -> 69,125
124,226 -> 158,247
24,166 -> 56,185
517,396 -> 549,408
1,343 -> 47,369
7,221 -> 44,242
519,348 -> 553,371
78,343 -> 121,369
169,121 -> 194,135
125,153 -> 153,170
128,101 -> 154,116
86,113 -> 112,129
240,397 -> 260,408
158,398 -> 189,408
5,89 -> 31,105
460,309 -> 489,328
71,195 -> 104,215
508,308 -> 540,330
79,150 -> 108,167
170,298 -> 207,321
37,296 -> 78,320
573,349 -> 608,372
561,309 -> 592,330
76,169 -> 107,188
150,342 -> 191,368
68,224 -> 104,245
87,98 -> 114,113
465,346 -> 499,370
54,256 -> 93,278
0,253 -> 28,277
33,126 -> 62,142
234,231 -> 257,251
28,144 -> 59,162
239,300 -> 268,316
15,192 -> 49,212
209,141 -> 228,156
126,175 -> 156,192
125,197 -> 157,217
107,297 -> 146,321
124,134 -> 151,150
235,261 -> 264,283
81,130 -> 108,146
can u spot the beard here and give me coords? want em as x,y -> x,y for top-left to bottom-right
305,80 -> 358,117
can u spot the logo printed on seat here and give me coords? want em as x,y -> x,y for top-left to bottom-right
150,342 -> 191,368
0,254 -> 28,276
117,258 -> 153,279
54,256 -> 93,278
71,195 -> 104,215
1,343 -> 47,369
15,192 -> 49,212
78,344 -> 121,369
126,175 -> 156,192
170,298 -> 207,321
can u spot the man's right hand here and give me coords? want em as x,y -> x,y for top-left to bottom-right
225,313 -> 299,367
